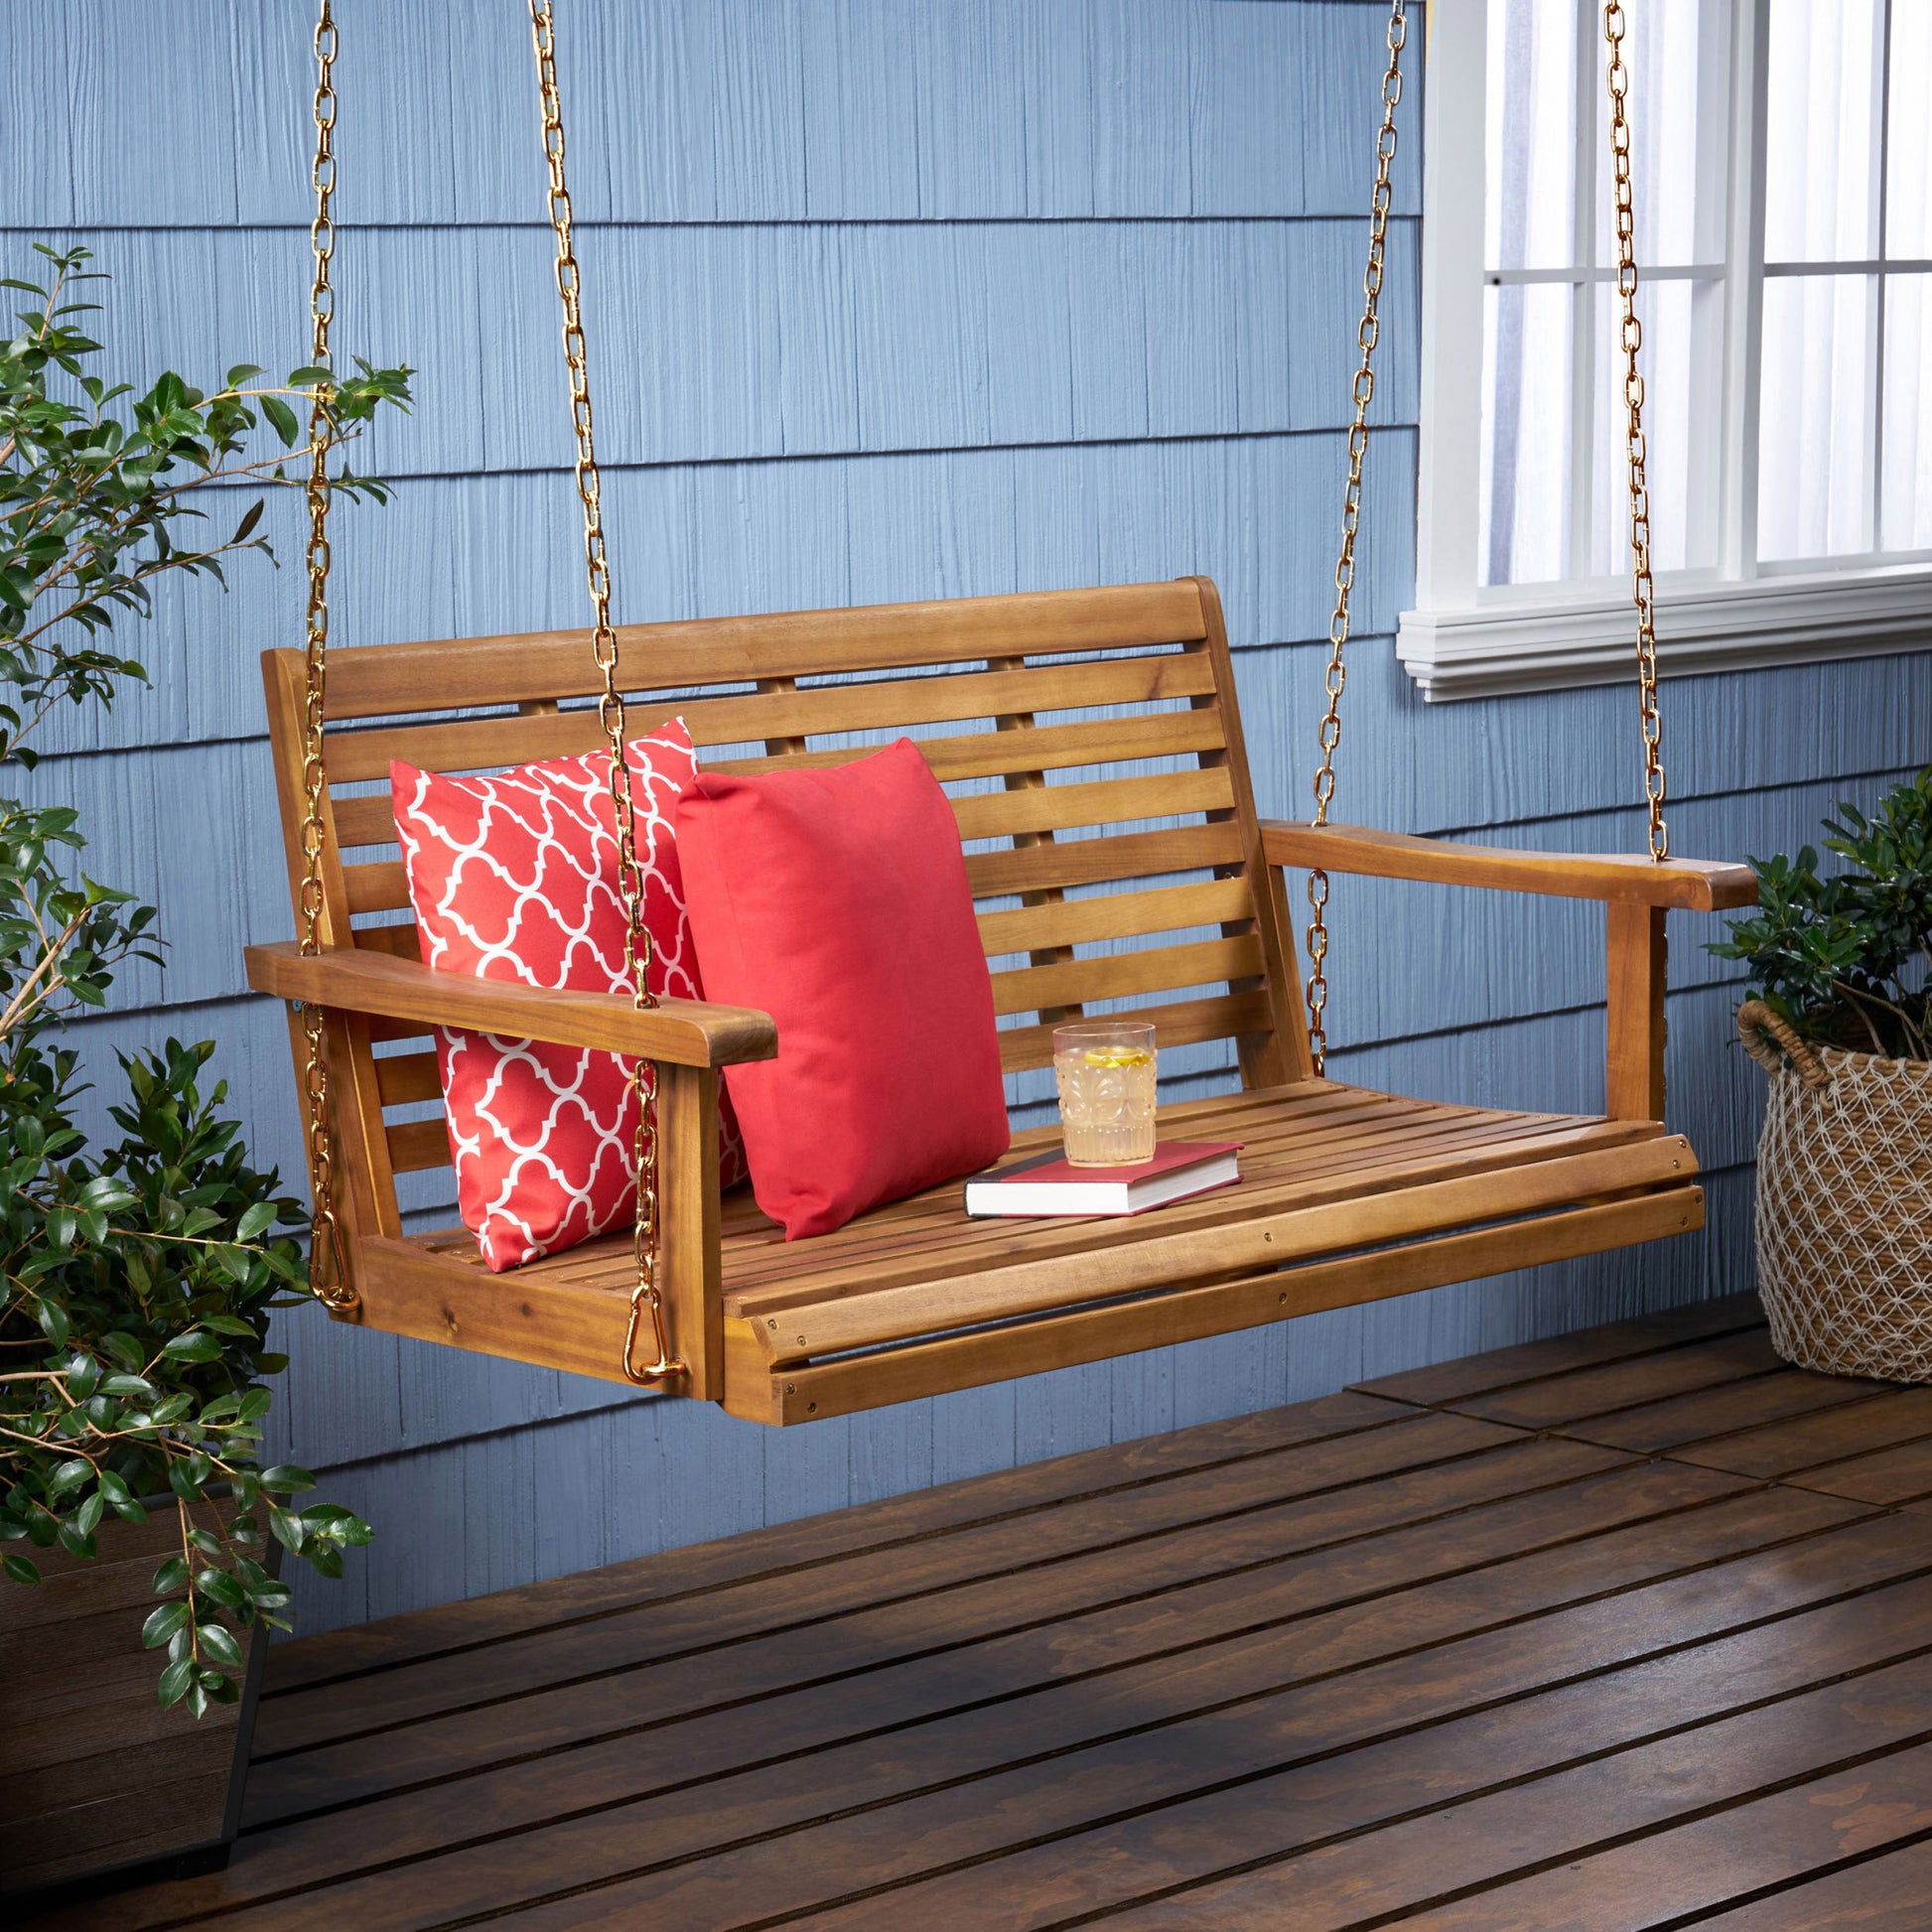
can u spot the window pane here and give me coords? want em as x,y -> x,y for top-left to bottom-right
1758,274 -> 1875,560
1589,278 -> 1725,577
1593,0 -> 1730,269
1888,1 -> 1932,259
1485,0 -> 1578,270
1881,274 -> 1932,550
1764,0 -> 1881,263
1480,282 -> 1573,585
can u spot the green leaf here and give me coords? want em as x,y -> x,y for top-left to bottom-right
47,1457 -> 93,1498
258,1464 -> 317,1495
194,1567 -> 246,1609
3,1553 -> 41,1585
152,1555 -> 190,1595
259,394 -> 300,446
301,1504 -> 375,1547
157,1655 -> 195,1707
235,1200 -> 277,1241
101,1329 -> 143,1371
197,1621 -> 245,1673
141,1599 -> 190,1648
36,1298 -> 69,1350
162,1330 -> 221,1364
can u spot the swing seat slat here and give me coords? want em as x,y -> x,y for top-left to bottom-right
244,578 -> 1752,1423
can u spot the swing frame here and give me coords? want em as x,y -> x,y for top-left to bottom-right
244,575 -> 1753,1425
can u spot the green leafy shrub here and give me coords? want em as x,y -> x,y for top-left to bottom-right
0,244 -> 410,1715
1713,767 -> 1932,1064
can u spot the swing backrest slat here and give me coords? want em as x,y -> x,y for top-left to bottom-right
259,579 -> 1311,1215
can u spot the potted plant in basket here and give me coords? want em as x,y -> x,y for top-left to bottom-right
1714,767 -> 1932,1381
0,245 -> 407,1903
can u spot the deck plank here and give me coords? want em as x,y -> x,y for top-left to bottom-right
1783,1436 -> 1932,1506
1670,1386 -> 1932,1480
37,1291 -> 1932,1932
1414,1326 -> 1790,1431
1349,1289 -> 1766,1407
1689,1839 -> 1932,1930
1548,1364 -> 1896,1453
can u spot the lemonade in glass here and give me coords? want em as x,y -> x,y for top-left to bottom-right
1052,1022 -> 1158,1166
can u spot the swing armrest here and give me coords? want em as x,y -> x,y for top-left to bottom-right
243,942 -> 779,1069
1260,822 -> 1758,912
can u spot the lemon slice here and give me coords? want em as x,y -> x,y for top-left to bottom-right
1081,1048 -> 1154,1068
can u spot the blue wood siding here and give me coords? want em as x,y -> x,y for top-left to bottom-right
6,0 -> 1927,1634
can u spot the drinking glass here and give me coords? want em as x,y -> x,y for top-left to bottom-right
1052,1022 -> 1158,1166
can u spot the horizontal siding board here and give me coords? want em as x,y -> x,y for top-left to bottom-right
1235,635 -> 1932,831
21,428 -> 1422,762
10,0 -> 1418,232
8,221 -> 1417,485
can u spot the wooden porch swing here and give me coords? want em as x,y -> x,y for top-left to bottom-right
245,0 -> 1755,1426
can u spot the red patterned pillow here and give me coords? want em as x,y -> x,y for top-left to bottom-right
391,720 -> 747,1272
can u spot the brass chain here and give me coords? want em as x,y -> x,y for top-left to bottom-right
297,0 -> 353,1311
527,0 -> 680,1387
1303,0 -> 1406,1078
1603,1 -> 1669,862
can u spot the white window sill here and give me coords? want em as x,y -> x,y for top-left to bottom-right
1397,564 -> 1932,702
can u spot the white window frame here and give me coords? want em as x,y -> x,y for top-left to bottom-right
1401,0 -> 1932,701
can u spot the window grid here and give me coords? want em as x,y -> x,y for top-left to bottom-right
1478,0 -> 1932,590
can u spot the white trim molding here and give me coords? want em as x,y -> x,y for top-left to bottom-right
1399,564 -> 1932,702
1407,0 -> 1932,702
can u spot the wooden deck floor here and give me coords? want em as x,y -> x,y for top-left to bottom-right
39,1289 -> 1932,1930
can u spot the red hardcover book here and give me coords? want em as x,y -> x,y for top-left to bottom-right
963,1141 -> 1242,1218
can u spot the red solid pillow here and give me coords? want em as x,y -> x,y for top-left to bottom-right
392,720 -> 747,1272
673,738 -> 1011,1239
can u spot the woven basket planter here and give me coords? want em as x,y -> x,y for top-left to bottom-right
1739,1001 -> 1932,1382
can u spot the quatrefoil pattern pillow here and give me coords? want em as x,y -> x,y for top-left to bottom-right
391,720 -> 747,1272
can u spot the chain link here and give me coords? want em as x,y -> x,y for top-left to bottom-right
1303,0 -> 1406,1078
1603,1 -> 1669,863
527,0 -> 680,1388
297,0 -> 353,1312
